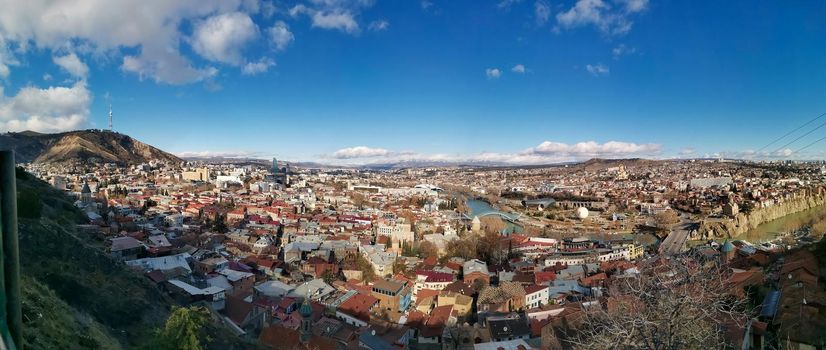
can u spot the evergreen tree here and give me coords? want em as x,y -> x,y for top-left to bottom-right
152,306 -> 211,350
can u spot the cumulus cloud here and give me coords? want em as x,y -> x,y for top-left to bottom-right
0,81 -> 91,133
268,21 -> 295,51
511,64 -> 526,73
0,0 -> 253,84
368,20 -> 389,31
310,10 -> 359,33
290,0 -> 375,35
191,12 -> 258,65
53,53 -> 89,79
586,63 -> 609,76
535,1 -> 551,26
242,57 -> 276,75
525,140 -> 661,157
332,146 -> 391,159
323,140 -> 663,165
555,0 -> 648,36
486,68 -> 502,79
0,36 -> 17,80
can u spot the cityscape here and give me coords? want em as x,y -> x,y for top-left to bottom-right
0,1 -> 825,350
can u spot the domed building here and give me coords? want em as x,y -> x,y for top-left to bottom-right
720,239 -> 736,263
80,182 -> 92,203
576,207 -> 589,220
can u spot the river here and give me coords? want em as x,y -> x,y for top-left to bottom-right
740,203 -> 826,242
466,198 -> 523,234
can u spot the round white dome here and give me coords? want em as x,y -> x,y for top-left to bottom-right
576,207 -> 589,219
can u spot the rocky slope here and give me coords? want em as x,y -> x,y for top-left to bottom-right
0,129 -> 181,165
699,191 -> 826,238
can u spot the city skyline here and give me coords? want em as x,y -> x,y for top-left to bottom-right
1,1 -> 826,164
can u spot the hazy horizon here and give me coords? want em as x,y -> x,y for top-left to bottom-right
1,1 -> 825,164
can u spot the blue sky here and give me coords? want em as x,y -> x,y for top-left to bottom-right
1,0 -> 825,164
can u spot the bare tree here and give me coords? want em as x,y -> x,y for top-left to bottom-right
653,211 -> 679,233
562,255 -> 752,350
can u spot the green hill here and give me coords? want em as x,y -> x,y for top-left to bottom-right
16,168 -> 170,348
15,169 -> 253,349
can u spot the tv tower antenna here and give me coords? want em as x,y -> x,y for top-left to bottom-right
108,104 -> 113,131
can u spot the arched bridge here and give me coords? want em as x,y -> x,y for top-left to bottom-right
463,212 -> 522,222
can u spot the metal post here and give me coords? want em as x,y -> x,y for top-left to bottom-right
0,151 -> 21,349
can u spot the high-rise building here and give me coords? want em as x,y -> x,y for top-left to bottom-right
272,157 -> 278,174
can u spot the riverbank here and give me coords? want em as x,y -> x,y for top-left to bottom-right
699,192 -> 826,239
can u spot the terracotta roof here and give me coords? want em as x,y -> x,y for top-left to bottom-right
337,293 -> 378,323
524,284 -> 548,295
224,294 -> 253,326
259,325 -> 338,350
534,271 -> 556,284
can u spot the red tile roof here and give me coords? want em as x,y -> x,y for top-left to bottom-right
337,293 -> 378,323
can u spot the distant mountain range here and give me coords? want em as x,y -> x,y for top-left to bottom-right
0,129 -> 182,165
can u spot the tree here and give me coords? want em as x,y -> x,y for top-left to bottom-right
446,237 -> 477,260
563,255 -> 751,350
479,216 -> 507,234
392,258 -> 408,275
352,254 -> 377,282
418,241 -> 439,259
653,210 -> 679,233
321,270 -> 337,284
153,306 -> 211,350
477,230 -> 506,265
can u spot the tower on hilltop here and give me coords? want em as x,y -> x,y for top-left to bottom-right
108,104 -> 113,131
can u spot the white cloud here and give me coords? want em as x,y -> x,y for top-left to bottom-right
0,35 -> 18,80
290,1 -> 374,35
242,57 -> 276,75
556,0 -> 647,36
586,63 -> 609,76
332,146 -> 391,159
511,64 -> 526,73
0,81 -> 91,133
52,53 -> 89,79
612,44 -> 636,58
368,20 -> 389,31
311,10 -> 359,33
526,140 -> 661,157
679,148 -> 696,156
486,68 -> 502,79
619,0 -> 649,13
191,12 -> 258,65
268,21 -> 294,51
0,0 -> 251,84
535,1 -> 551,26
322,139 -> 663,165
122,51 -> 218,85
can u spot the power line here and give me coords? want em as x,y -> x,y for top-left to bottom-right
772,120 -> 826,154
757,111 -> 826,152
795,134 -> 826,154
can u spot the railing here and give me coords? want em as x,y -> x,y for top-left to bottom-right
0,150 -> 21,350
